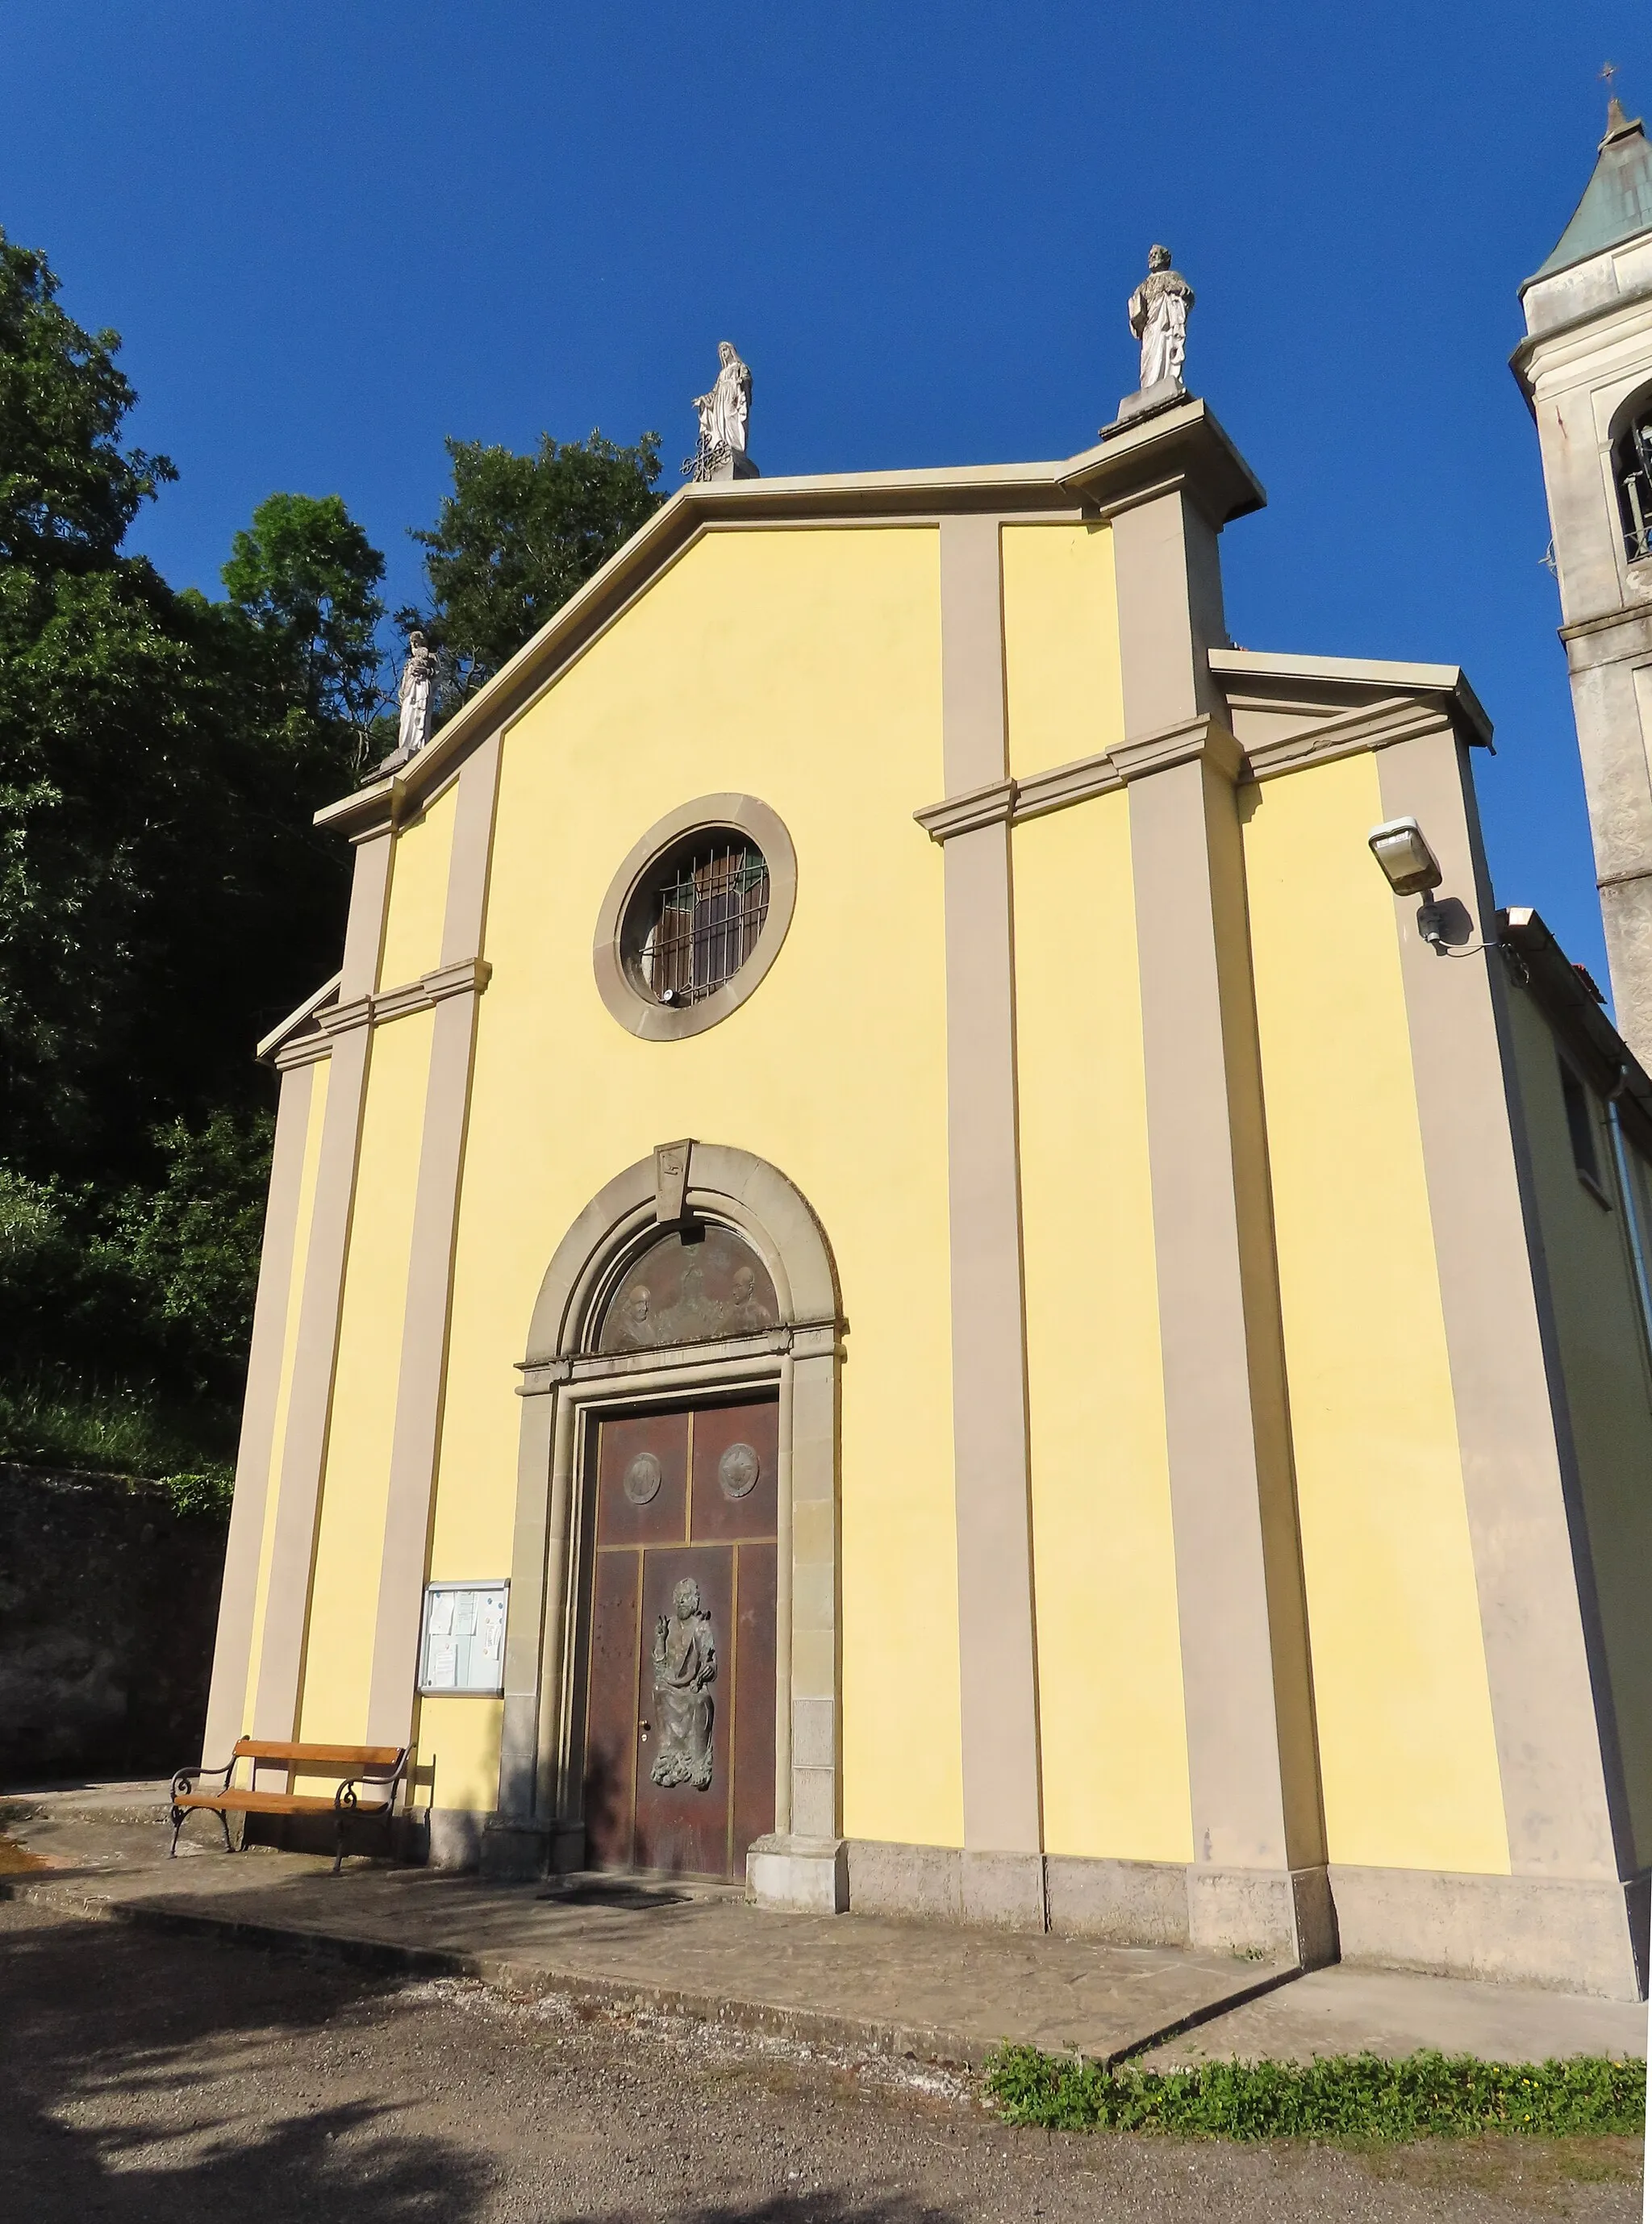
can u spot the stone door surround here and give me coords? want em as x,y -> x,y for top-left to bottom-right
486,1142 -> 845,1905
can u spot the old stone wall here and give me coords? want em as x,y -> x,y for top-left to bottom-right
0,1465 -> 226,1785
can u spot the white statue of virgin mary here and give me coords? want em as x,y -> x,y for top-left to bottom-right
692,342 -> 752,468
395,631 -> 437,758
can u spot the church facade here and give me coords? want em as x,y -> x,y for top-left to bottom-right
204,395 -> 1652,1998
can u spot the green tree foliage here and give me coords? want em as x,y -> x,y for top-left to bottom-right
0,223 -> 665,1474
0,226 -> 393,1466
0,232 -> 175,569
0,230 -> 386,1178
411,428 -> 661,688
222,490 -> 388,753
113,1110 -> 273,1384
0,1110 -> 268,1406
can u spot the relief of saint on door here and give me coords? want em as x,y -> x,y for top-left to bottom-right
582,1394 -> 778,1880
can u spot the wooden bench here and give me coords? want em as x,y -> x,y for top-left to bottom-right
169,1738 -> 409,1874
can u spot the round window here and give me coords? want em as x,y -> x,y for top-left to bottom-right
593,795 -> 797,1042
623,831 -> 770,1008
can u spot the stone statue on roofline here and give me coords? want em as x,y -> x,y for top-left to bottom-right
683,341 -> 758,482
1103,244 -> 1196,438
394,629 -> 438,759
1129,244 -> 1194,393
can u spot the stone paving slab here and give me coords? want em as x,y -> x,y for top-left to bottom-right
4,1803 -> 1646,2071
0,1811 -> 1293,2068
0,1779 -> 173,1826
1140,1959 -> 1650,2067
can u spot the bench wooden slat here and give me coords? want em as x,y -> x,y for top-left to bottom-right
232,1739 -> 403,1769
171,1735 -> 410,1872
174,1790 -> 391,1817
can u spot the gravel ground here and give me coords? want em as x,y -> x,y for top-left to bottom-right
0,1897 -> 1639,2222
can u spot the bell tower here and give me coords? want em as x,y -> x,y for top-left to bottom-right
1515,91 -> 1652,1063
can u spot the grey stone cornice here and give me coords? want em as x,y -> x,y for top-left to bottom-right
1111,714 -> 1244,784
1209,648 -> 1492,749
265,958 -> 491,1066
312,407 -> 1267,845
913,779 -> 1018,842
258,969 -> 344,1064
1012,749 -> 1125,820
1558,603 -> 1652,668
270,1030 -> 336,1073
1241,696 -> 1457,780
1509,277 -> 1652,400
912,686 -> 1481,839
515,1315 -> 845,1396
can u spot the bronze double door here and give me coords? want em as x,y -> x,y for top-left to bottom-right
582,1396 -> 778,1880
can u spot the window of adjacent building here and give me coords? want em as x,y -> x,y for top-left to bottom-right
1614,401 -> 1652,563
628,833 -> 770,1008
1559,1057 -> 1608,1200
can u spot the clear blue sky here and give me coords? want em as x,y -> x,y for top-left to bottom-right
1,2 -> 1645,985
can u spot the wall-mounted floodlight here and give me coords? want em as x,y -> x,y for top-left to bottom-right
1367,818 -> 1444,897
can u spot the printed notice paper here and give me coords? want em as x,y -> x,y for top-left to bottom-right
421,1584 -> 507,1691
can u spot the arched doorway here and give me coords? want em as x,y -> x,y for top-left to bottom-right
488,1143 -> 844,1896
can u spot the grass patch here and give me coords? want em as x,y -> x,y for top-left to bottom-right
0,1370 -> 234,1523
985,2043 -> 1646,2141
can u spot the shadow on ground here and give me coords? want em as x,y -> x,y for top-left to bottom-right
0,1912 -> 483,2223
0,1906 -> 962,2224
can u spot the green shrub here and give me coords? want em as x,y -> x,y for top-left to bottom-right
0,1369 -> 233,1501
984,2043 -> 1646,2141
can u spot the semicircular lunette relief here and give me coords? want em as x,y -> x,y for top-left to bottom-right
597,1224 -> 778,1354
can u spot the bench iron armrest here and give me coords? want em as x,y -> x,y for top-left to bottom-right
328,1748 -> 410,1875
331,1748 -> 411,1817
169,1755 -> 238,1805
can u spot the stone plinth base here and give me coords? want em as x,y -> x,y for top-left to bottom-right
1187,1863 -> 1338,1968
746,1833 -> 849,1913
844,1843 -> 1333,1962
478,1818 -> 587,1882
1329,1865 -> 1650,2001
1100,378 -> 1187,438
689,449 -> 761,483
478,1818 -> 548,1881
841,1842 -> 1647,1997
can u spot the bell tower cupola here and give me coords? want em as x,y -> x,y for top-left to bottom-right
1515,89 -> 1652,1062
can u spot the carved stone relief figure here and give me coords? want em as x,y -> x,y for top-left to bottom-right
649,1577 -> 716,1789
599,1225 -> 778,1352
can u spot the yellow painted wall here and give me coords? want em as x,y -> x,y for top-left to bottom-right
1014,793 -> 1191,1859
1241,752 -> 1509,1875
297,1011 -> 433,1747
244,1055 -> 329,1728
414,1695 -> 503,1817
1505,995 -> 1652,1867
378,777 -> 458,991
430,524 -> 962,1839
1001,522 -> 1127,781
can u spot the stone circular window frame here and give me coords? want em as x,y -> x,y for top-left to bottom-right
592,792 -> 798,1041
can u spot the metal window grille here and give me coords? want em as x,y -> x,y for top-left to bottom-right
1620,416 -> 1652,562
640,839 -> 770,1005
